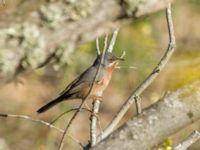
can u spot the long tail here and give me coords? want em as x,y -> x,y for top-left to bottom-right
37,96 -> 65,113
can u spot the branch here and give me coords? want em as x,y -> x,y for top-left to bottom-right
0,0 -> 174,82
0,113 -> 83,147
89,33 -> 108,147
90,100 -> 101,147
135,96 -> 142,115
96,38 -> 101,56
173,130 -> 200,150
92,81 -> 200,150
89,28 -> 119,147
97,3 -> 176,142
107,28 -> 119,53
50,107 -> 91,125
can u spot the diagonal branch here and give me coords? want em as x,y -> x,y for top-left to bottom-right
92,81 -> 200,150
90,31 -> 113,147
107,28 -> 119,53
97,3 -> 176,143
173,130 -> 200,150
0,0 -> 174,82
50,107 -> 91,125
0,113 -> 83,147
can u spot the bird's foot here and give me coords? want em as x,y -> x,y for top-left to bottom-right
91,95 -> 103,102
90,112 -> 99,120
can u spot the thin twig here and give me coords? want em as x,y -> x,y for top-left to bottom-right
173,130 -> 200,150
0,113 -> 84,147
107,28 -> 119,53
97,3 -> 176,143
50,107 -> 91,125
135,96 -> 142,115
57,34 -> 108,150
96,38 -> 101,56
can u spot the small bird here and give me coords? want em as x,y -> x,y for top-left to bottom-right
37,52 -> 123,113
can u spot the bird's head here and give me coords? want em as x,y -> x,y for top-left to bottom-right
94,52 -> 124,68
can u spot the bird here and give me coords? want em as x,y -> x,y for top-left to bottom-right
37,52 -> 124,113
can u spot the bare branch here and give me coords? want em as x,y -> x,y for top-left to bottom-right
89,33 -> 110,147
107,28 -> 119,53
173,130 -> 200,150
92,81 -> 200,150
50,107 -> 92,125
0,113 -> 63,132
103,34 -> 109,53
97,3 -> 176,143
96,38 -> 101,56
0,113 -> 84,148
90,100 -> 101,147
0,0 -> 174,82
135,96 -> 142,115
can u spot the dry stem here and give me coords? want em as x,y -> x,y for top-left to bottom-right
97,3 -> 176,143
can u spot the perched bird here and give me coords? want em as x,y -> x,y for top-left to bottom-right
37,52 -> 123,113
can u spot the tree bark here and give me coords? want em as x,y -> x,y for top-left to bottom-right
0,0 -> 173,82
92,81 -> 200,150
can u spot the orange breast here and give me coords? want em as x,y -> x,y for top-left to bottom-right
91,63 -> 117,96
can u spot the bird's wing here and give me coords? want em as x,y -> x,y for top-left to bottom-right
58,65 -> 104,96
58,75 -> 81,96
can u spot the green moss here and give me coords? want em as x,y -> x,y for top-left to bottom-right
39,4 -> 63,28
53,42 -> 75,70
0,50 -> 21,75
64,0 -> 95,20
124,0 -> 143,16
0,22 -> 47,75
39,0 -> 95,28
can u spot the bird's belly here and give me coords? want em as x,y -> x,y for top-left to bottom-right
92,71 -> 113,96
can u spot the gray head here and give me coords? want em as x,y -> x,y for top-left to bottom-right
93,52 -> 124,68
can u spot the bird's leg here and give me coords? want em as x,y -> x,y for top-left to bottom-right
91,95 -> 103,102
90,112 -> 99,120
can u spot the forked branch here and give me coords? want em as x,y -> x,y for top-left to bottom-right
90,29 -> 119,147
173,130 -> 200,150
97,3 -> 176,143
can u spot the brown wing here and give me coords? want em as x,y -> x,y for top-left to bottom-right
58,75 -> 81,96
58,65 -> 105,97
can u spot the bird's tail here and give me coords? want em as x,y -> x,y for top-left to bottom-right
37,96 -> 65,113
